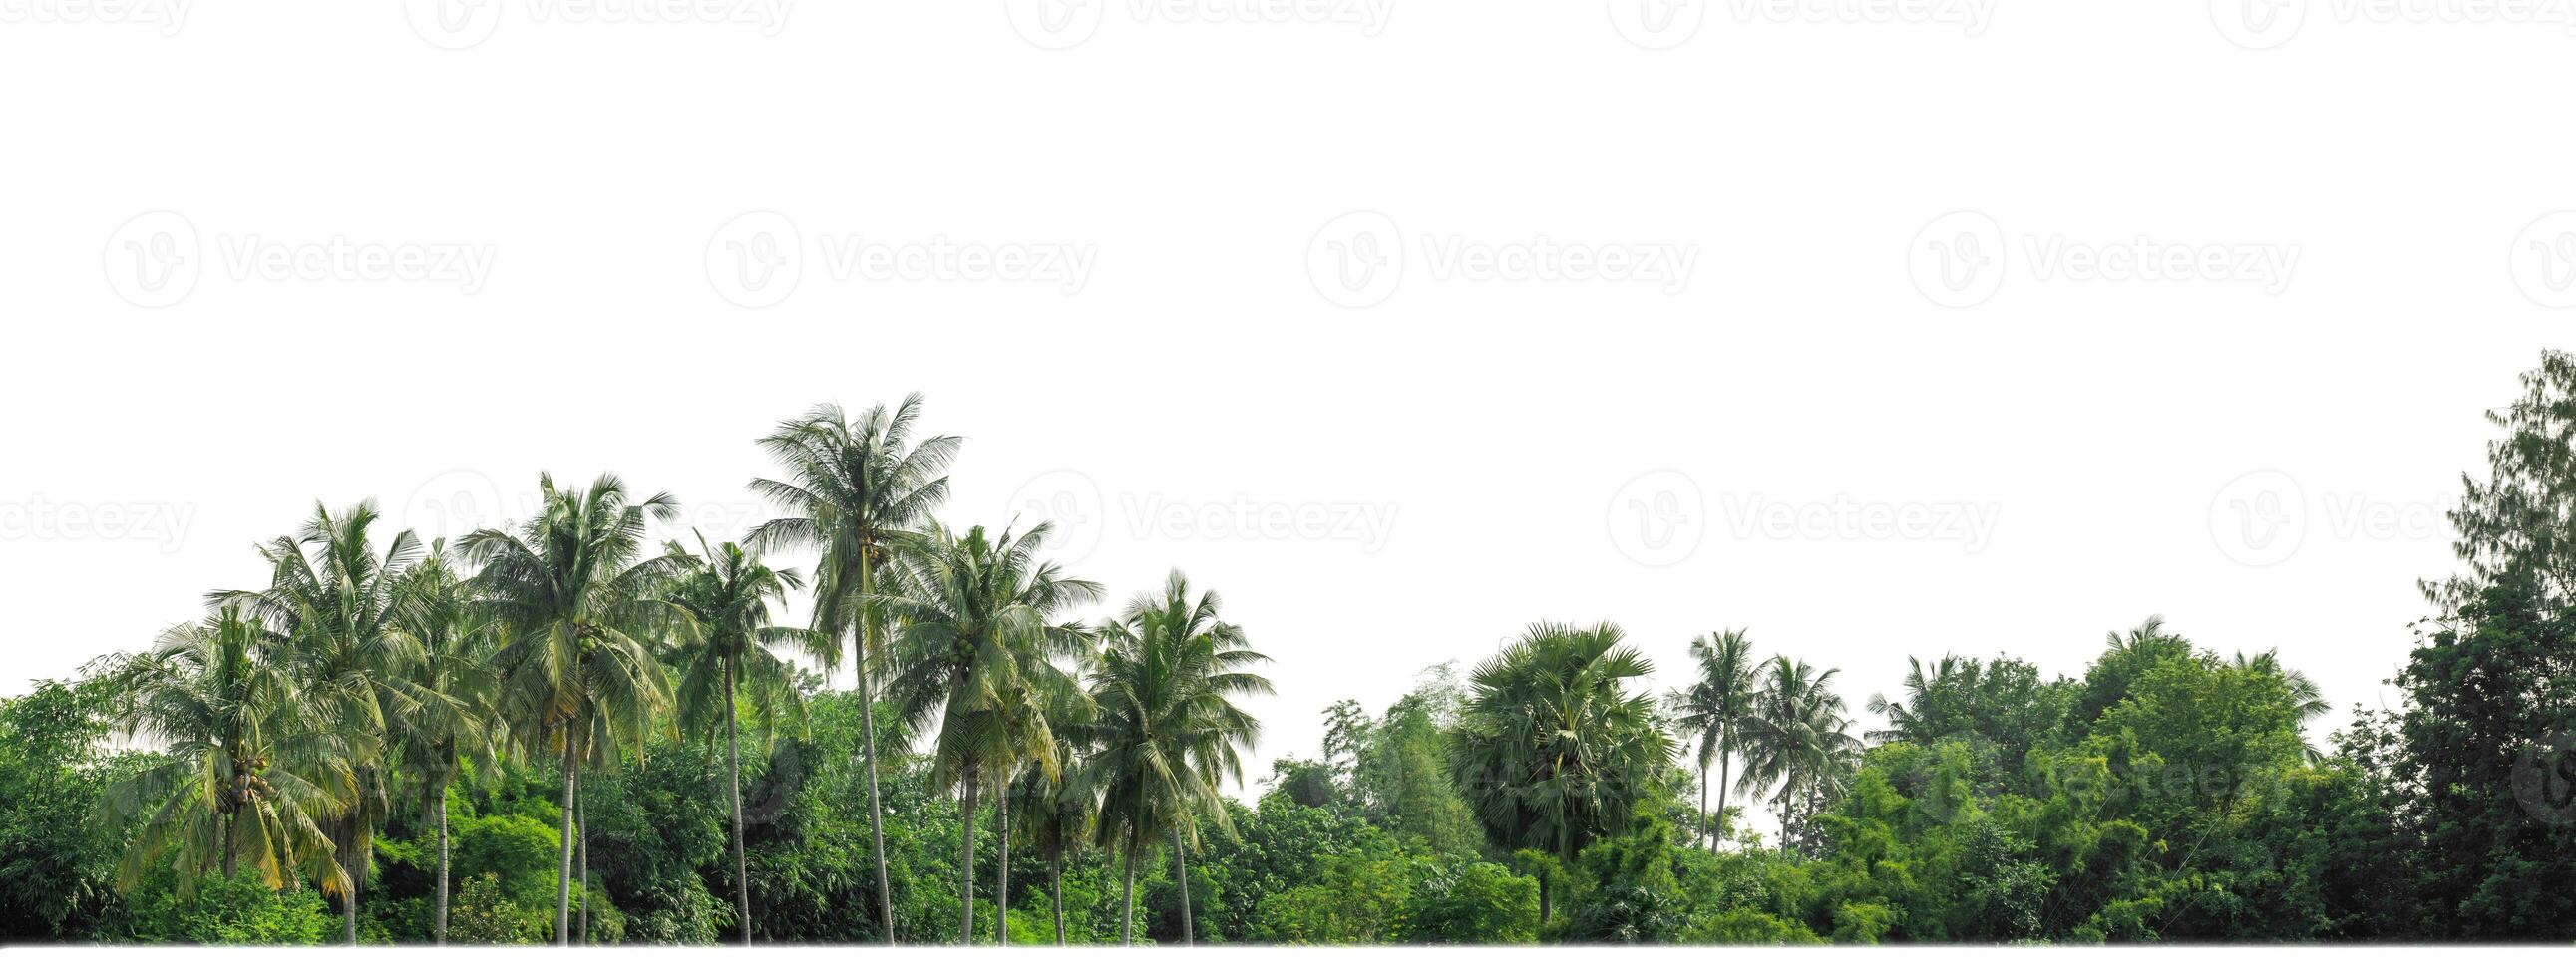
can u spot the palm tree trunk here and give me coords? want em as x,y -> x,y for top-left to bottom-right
1538,872 -> 1551,926
1697,763 -> 1710,850
1171,822 -> 1193,946
855,555 -> 896,946
995,785 -> 1011,945
342,864 -> 358,945
958,776 -> 979,945
1119,832 -> 1138,946
556,739 -> 578,946
221,809 -> 236,880
1714,750 -> 1730,855
1051,856 -> 1066,946
578,784 -> 590,943
725,659 -> 751,946
436,790 -> 451,946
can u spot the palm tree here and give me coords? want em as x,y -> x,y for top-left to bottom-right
1070,571 -> 1269,946
215,501 -> 433,944
748,397 -> 957,943
2233,649 -> 2330,763
1666,629 -> 1756,853
1010,711 -> 1097,946
658,531 -> 815,945
1737,655 -> 1860,854
388,540 -> 498,945
1447,622 -> 1670,924
872,522 -> 1099,944
459,473 -> 682,946
93,608 -> 354,898
1866,654 -> 1970,746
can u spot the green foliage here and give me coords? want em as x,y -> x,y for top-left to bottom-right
109,870 -> 336,945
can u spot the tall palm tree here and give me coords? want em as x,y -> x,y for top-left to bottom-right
1073,570 -> 1272,946
388,540 -> 498,945
658,531 -> 815,945
215,501 -> 433,944
2233,649 -> 2330,763
872,522 -> 1098,944
93,608 -> 354,898
459,473 -> 682,946
748,397 -> 957,943
1447,622 -> 1670,924
1866,653 -> 1969,746
1738,655 -> 1860,854
1666,629 -> 1756,853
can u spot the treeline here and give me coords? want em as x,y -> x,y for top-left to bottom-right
6,356 -> 2576,945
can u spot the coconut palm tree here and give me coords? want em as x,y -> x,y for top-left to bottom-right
1447,621 -> 1670,924
1073,570 -> 1272,946
1010,710 -> 1097,946
93,607 -> 354,898
214,501 -> 435,944
657,531 -> 816,945
1666,629 -> 1756,853
388,540 -> 498,945
458,473 -> 682,945
2233,649 -> 2330,763
1738,655 -> 1860,854
871,522 -> 1098,944
747,397 -> 957,943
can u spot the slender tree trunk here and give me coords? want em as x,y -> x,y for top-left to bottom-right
578,783 -> 590,944
1698,763 -> 1710,850
1538,872 -> 1551,926
556,739 -> 578,946
725,659 -> 752,946
995,784 -> 1010,945
1714,750 -> 1730,855
1780,784 -> 1793,854
856,554 -> 896,945
1119,830 -> 1138,946
221,809 -> 236,879
1051,856 -> 1066,947
436,790 -> 451,946
1171,823 -> 1193,946
343,862 -> 358,945
958,776 -> 979,945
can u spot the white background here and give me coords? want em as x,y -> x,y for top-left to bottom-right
4,1 -> 2572,865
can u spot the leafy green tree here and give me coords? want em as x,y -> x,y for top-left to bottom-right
95,608 -> 353,899
1074,570 -> 1274,945
874,522 -> 1097,943
460,473 -> 681,945
748,396 -> 958,944
1448,622 -> 1672,923
0,679 -> 123,939
2424,349 -> 2576,615
657,532 -> 814,943
384,540 -> 497,944
1737,655 -> 1858,854
1667,630 -> 1757,853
